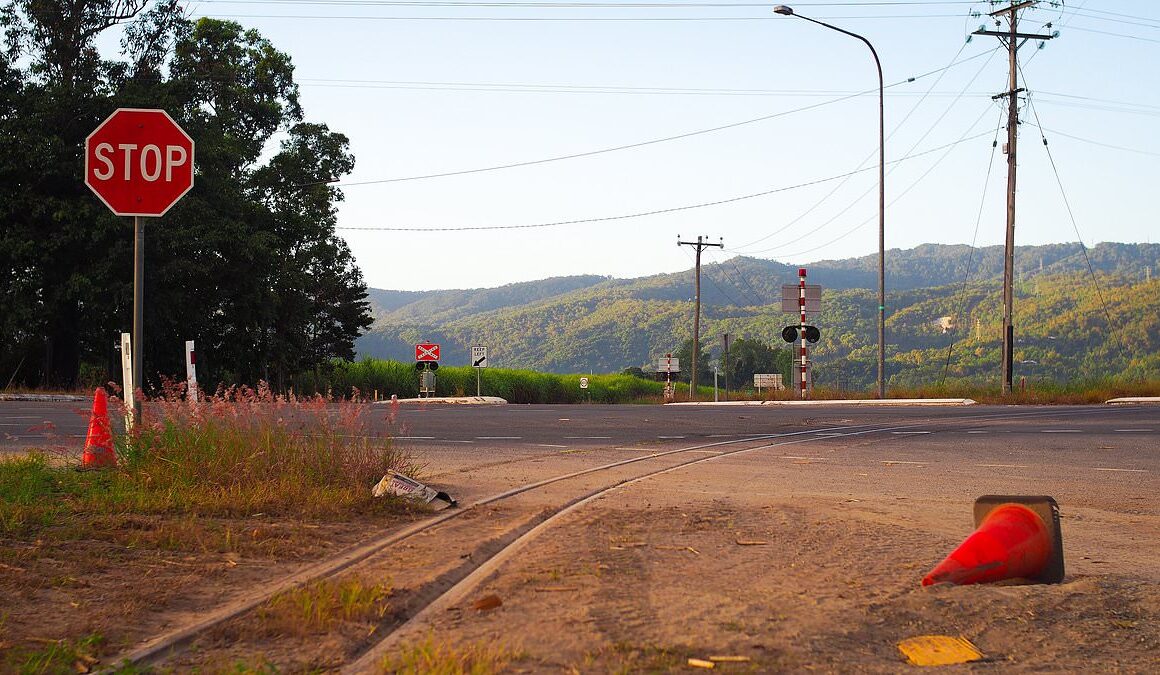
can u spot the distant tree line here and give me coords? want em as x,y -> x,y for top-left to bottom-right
0,1 -> 370,391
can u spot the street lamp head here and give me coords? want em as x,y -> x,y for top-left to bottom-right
773,5 -> 794,16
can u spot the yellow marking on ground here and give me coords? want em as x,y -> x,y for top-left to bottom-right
897,635 -> 983,666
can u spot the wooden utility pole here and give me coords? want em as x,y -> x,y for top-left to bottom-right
973,1 -> 1054,394
677,235 -> 723,400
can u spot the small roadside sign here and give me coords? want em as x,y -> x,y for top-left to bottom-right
754,373 -> 784,390
472,345 -> 488,368
579,377 -> 589,389
415,343 -> 440,361
656,356 -> 680,373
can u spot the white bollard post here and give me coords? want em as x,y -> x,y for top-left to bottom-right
184,340 -> 198,403
120,332 -> 135,428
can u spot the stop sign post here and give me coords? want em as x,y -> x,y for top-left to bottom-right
85,109 -> 195,422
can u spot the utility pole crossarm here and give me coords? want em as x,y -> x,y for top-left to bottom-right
677,235 -> 724,401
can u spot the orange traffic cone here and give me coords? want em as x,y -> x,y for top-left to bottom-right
81,388 -> 116,469
922,495 -> 1064,586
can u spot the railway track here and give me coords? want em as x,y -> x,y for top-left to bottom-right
106,406 -> 1124,672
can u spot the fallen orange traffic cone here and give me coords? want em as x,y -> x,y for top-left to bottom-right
922,495 -> 1063,586
81,388 -> 116,469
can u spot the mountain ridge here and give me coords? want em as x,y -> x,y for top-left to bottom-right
357,242 -> 1160,386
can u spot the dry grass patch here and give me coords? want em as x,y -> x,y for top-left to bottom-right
252,576 -> 392,638
379,635 -> 523,675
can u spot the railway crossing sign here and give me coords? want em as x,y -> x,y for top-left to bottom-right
472,345 -> 488,368
415,343 -> 440,362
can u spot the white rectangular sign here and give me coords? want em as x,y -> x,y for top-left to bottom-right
656,357 -> 680,373
471,345 -> 488,368
754,373 -> 784,389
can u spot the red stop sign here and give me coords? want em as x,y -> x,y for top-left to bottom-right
85,108 -> 195,217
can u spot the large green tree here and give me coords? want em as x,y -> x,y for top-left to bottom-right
0,1 -> 369,390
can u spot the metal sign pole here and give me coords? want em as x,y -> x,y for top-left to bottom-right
476,365 -> 481,397
132,215 -> 145,423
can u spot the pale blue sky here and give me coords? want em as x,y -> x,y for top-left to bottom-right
187,1 -> 1159,291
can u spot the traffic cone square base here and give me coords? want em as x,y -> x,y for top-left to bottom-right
923,495 -> 1064,586
972,495 -> 1064,584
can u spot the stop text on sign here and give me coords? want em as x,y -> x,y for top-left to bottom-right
90,143 -> 190,183
85,108 -> 195,217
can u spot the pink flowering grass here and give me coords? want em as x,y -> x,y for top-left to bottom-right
102,380 -> 420,517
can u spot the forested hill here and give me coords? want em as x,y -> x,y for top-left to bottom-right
357,242 -> 1160,388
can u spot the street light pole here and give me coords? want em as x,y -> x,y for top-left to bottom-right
773,5 -> 886,399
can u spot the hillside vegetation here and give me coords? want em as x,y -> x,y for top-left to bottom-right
356,242 -> 1160,389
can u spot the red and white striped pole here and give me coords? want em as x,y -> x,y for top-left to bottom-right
799,268 -> 808,399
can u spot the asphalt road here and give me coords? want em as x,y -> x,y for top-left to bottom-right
4,400 -> 1157,486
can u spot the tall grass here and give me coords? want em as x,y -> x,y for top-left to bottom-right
0,382 -> 418,537
300,358 -> 667,403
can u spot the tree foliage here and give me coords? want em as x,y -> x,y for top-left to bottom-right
0,1 -> 369,389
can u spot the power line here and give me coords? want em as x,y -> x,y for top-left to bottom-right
328,49 -> 998,188
1019,73 -> 1116,330
734,44 -> 999,256
941,107 -> 1004,385
334,129 -> 992,232
764,102 -> 995,259
730,40 -> 981,252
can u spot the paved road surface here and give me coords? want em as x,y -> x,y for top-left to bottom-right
4,400 -> 1156,482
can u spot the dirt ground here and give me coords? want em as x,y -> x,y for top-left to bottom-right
3,446 -> 1158,673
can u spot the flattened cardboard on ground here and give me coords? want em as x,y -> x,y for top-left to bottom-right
371,470 -> 457,509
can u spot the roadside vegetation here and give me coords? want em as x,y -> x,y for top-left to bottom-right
0,383 -> 417,539
380,635 -> 524,674
290,357 -> 1159,405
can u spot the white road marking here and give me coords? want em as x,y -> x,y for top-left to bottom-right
396,436 -> 435,440
707,434 -> 735,438
443,440 -> 475,444
565,436 -> 611,439
882,460 -> 925,465
1041,429 -> 1082,433
537,444 -> 568,449
813,433 -> 845,438
1092,467 -> 1148,473
688,450 -> 724,455
976,463 -> 1030,469
780,455 -> 827,461
476,436 -> 521,440
1113,429 -> 1153,433
966,430 -> 989,434
891,431 -> 931,435
658,435 -> 685,439
558,418 -> 571,422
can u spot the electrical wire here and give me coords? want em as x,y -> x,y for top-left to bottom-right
1035,126 -> 1160,158
1018,69 -> 1116,331
705,249 -> 766,307
766,101 -> 995,259
729,40 -> 984,252
940,107 -> 1003,385
334,129 -> 992,232
327,50 -> 998,189
733,44 -> 999,256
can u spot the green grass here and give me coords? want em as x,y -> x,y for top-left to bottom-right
0,384 -> 420,538
3,633 -> 106,675
254,577 -> 391,637
303,358 -> 669,403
